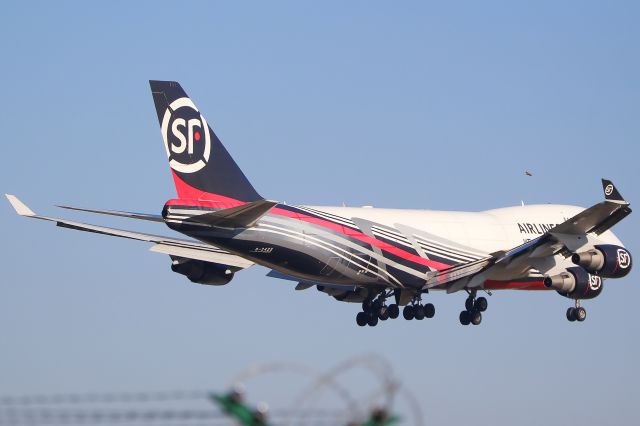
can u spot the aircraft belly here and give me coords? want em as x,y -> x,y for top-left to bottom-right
178,224 -> 385,287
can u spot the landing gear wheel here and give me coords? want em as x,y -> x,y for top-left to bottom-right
356,312 -> 367,327
575,307 -> 587,322
470,310 -> 482,325
414,305 -> 425,320
423,303 -> 435,318
459,310 -> 471,325
403,305 -> 415,320
475,297 -> 488,312
388,304 -> 400,319
465,298 -> 475,311
367,314 -> 379,327
378,306 -> 389,321
566,307 -> 577,322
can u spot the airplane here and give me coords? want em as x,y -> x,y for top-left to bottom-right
6,80 -> 633,327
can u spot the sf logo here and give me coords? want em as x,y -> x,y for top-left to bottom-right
617,249 -> 631,269
588,274 -> 602,291
161,97 -> 211,174
604,184 -> 614,196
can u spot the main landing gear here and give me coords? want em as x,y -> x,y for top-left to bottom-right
356,291 -> 435,327
566,300 -> 587,322
401,295 -> 435,322
459,289 -> 488,326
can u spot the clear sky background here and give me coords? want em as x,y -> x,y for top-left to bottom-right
1,1 -> 638,424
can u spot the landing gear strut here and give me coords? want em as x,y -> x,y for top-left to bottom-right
459,289 -> 488,326
566,300 -> 587,322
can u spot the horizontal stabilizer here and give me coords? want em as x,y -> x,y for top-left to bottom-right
186,199 -> 277,228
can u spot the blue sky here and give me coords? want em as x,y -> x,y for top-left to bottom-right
1,1 -> 638,424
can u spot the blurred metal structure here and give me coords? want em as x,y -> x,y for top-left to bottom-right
0,355 -> 423,426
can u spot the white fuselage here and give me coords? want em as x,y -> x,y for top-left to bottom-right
311,203 -> 624,255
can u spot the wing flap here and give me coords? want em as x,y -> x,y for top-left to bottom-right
150,243 -> 253,268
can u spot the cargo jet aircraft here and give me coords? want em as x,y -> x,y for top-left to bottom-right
6,81 -> 633,326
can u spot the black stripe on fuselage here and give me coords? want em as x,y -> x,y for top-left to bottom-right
165,203 -> 440,285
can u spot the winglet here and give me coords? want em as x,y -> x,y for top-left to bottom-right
602,179 -> 626,203
5,194 -> 36,216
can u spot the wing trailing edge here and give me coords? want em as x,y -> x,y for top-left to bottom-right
56,205 -> 164,222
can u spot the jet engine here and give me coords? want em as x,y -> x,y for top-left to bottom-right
572,245 -> 632,278
543,267 -> 603,300
171,258 -> 234,285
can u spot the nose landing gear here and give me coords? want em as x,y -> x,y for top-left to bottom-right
459,290 -> 488,326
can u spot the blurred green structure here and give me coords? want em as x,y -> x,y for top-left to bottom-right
210,389 -> 271,426
355,408 -> 401,426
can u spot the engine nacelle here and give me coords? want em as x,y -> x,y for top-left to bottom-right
171,259 -> 234,285
544,267 -> 603,300
572,245 -> 632,279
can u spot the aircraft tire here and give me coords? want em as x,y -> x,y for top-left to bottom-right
459,310 -> 471,325
388,304 -> 400,319
414,305 -> 425,320
566,307 -> 577,322
471,311 -> 482,325
356,312 -> 368,327
403,305 -> 415,320
465,298 -> 475,311
367,314 -> 379,327
575,307 -> 587,322
424,303 -> 435,318
378,306 -> 390,321
475,297 -> 488,312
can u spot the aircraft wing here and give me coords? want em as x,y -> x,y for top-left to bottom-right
5,195 -> 253,269
424,179 -> 631,291
56,204 -> 165,222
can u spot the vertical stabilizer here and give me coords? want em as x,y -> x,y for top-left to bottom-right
149,80 -> 262,203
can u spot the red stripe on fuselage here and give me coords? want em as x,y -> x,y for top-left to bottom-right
167,174 -> 451,271
269,206 -> 450,271
484,280 -> 547,290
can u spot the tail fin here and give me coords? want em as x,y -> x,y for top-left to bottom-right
149,80 -> 262,203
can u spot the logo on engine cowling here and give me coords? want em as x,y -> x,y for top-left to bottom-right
605,184 -> 614,196
617,249 -> 631,269
161,97 -> 211,174
589,274 -> 602,291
